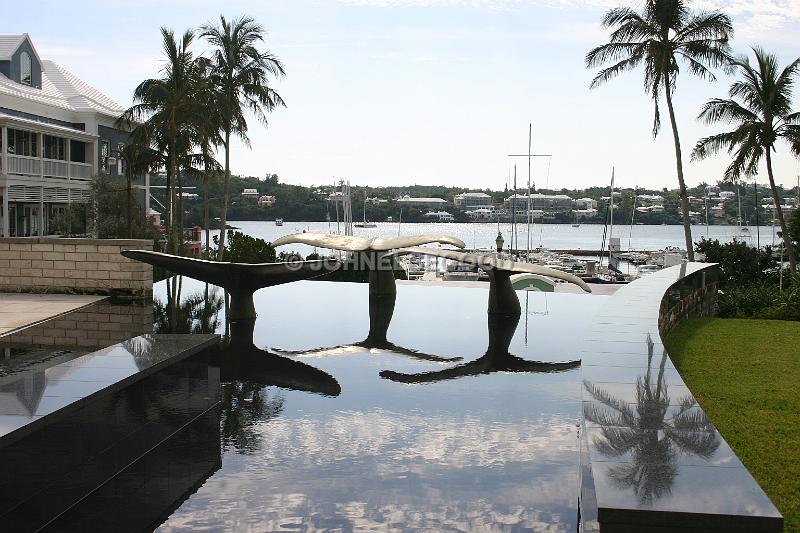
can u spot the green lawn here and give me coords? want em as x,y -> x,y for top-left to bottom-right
666,318 -> 800,533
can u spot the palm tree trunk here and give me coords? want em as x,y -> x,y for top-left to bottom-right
217,129 -> 232,261
765,148 -> 797,271
177,170 -> 184,254
203,171 -> 210,259
664,84 -> 695,261
167,144 -> 177,253
126,169 -> 133,239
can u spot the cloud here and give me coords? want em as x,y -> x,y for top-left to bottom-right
36,44 -> 93,57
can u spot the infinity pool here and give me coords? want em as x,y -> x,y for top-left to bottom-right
154,279 -> 607,532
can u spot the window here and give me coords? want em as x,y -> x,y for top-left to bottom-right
43,135 -> 67,161
6,129 -> 38,157
117,142 -> 126,175
100,140 -> 109,172
20,52 -> 32,85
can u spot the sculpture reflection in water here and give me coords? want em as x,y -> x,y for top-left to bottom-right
275,292 -> 461,363
380,313 -> 580,384
582,334 -> 720,504
157,285 -> 341,453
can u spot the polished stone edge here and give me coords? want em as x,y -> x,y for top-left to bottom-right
596,507 -> 783,533
43,401 -> 223,531
0,334 -> 220,448
579,263 -> 784,532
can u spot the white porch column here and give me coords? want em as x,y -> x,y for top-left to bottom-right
2,187 -> 8,238
145,171 -> 150,215
39,185 -> 44,236
1,126 -> 6,237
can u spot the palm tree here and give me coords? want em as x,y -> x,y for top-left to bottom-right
586,0 -> 733,261
120,28 -> 207,252
118,131 -> 160,238
693,47 -> 800,271
199,15 -> 286,260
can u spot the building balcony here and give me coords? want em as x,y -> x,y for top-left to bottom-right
0,153 -> 93,181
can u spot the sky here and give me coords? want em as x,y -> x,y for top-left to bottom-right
6,0 -> 800,191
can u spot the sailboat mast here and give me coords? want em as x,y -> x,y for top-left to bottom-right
609,167 -> 615,257
512,165 -> 517,256
334,178 -> 340,235
527,123 -> 532,256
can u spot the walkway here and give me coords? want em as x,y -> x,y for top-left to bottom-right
0,293 -> 106,337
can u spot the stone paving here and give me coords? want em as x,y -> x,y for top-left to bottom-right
0,293 -> 106,337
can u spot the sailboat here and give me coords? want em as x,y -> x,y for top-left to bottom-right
355,191 -> 377,228
737,182 -> 749,233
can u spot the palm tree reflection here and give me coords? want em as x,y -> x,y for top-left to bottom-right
379,314 -> 580,384
154,284 -> 341,454
153,283 -> 223,334
583,334 -> 720,504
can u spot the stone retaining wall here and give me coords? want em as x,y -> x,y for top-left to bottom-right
0,237 -> 152,297
659,266 -> 719,339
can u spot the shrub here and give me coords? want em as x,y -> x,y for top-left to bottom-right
718,275 -> 800,321
695,238 -> 777,287
210,231 -> 276,263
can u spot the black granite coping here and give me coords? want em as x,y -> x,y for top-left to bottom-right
0,333 -> 219,448
579,263 -> 783,533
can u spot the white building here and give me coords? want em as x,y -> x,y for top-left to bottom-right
423,210 -> 454,222
465,207 -> 502,221
504,193 -> 573,211
396,195 -> 448,207
637,194 -> 665,203
574,208 -> 598,220
574,197 -> 597,209
710,203 -> 726,217
242,188 -> 259,197
719,191 -> 736,200
0,34 -> 149,237
454,192 -> 492,209
258,195 -> 276,207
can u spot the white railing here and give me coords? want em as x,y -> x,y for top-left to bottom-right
43,158 -> 69,178
2,152 -> 94,181
6,154 -> 41,176
69,162 -> 92,180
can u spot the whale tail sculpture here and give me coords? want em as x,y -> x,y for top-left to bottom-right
387,247 -> 592,315
120,250 -> 341,320
271,233 -> 466,296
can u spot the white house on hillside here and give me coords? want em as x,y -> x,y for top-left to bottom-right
454,192 -> 491,209
0,34 -> 149,237
423,210 -> 454,222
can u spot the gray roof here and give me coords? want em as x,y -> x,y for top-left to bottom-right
0,34 -> 27,59
0,34 -> 122,117
0,59 -> 124,117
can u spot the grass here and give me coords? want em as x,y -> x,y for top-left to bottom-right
666,318 -> 800,533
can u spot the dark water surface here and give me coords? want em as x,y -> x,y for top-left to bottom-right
155,279 -> 607,532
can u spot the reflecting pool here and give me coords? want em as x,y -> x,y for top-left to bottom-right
154,278 -> 607,532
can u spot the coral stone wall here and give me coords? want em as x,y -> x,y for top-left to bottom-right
658,267 -> 719,340
0,238 -> 152,297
